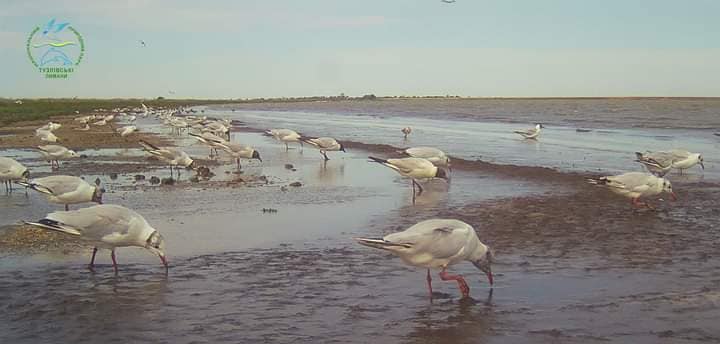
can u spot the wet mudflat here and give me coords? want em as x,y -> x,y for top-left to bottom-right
2,101 -> 720,343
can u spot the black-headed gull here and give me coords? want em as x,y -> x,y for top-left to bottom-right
514,123 -> 544,139
356,219 -> 494,299
302,137 -> 346,161
588,172 -> 676,209
266,129 -> 303,151
139,140 -> 196,179
24,204 -> 168,273
37,145 -> 78,169
217,142 -> 262,170
189,132 -> 228,157
18,175 -> 104,210
667,149 -> 704,174
0,157 -> 29,193
635,151 -> 675,176
401,127 -> 412,140
368,156 -> 449,202
401,147 -> 451,169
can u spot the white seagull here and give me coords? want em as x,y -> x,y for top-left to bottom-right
24,204 -> 168,273
217,142 -> 262,170
302,137 -> 346,161
139,140 -> 196,178
401,127 -> 412,140
668,149 -> 704,174
189,132 -> 229,157
266,129 -> 303,151
401,147 -> 451,169
37,145 -> 78,169
588,172 -> 676,210
38,122 -> 62,132
18,175 -> 104,210
368,156 -> 449,202
92,119 -> 108,126
0,157 -> 29,193
36,129 -> 59,143
635,151 -> 675,176
514,123 -> 544,139
117,125 -> 138,137
356,219 -> 494,299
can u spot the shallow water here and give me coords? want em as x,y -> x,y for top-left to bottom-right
2,101 -> 719,343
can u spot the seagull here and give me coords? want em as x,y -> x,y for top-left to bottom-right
514,123 -> 544,140
140,40 -> 146,48
0,157 -> 29,193
38,122 -> 62,132
667,149 -> 704,174
401,147 -> 451,169
103,114 -> 115,122
139,140 -> 196,179
401,127 -> 412,140
17,175 -> 104,210
92,119 -> 108,126
217,142 -> 262,170
37,145 -> 78,169
587,172 -> 676,210
714,132 -> 720,137
441,0 -> 457,3
635,151 -> 675,177
23,204 -> 168,273
36,129 -> 59,143
203,121 -> 230,140
368,156 -> 449,202
266,129 -> 303,151
117,125 -> 137,137
355,219 -> 493,299
189,132 -> 228,157
141,103 -> 149,117
302,137 -> 346,161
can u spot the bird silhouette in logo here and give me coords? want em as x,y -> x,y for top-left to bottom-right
42,18 -> 69,40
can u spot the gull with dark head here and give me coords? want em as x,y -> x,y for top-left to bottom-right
217,141 -> 262,170
266,129 -> 303,151
18,175 -> 104,210
139,140 -> 196,179
635,151 -> 675,176
401,146 -> 451,170
401,127 -> 412,140
302,137 -> 346,161
189,131 -> 228,157
588,172 -> 676,210
368,156 -> 449,202
668,149 -> 704,174
0,157 -> 29,193
24,204 -> 168,273
356,219 -> 493,299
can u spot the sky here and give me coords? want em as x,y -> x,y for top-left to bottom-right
1,0 -> 719,98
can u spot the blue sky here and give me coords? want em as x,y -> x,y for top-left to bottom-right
1,0 -> 719,98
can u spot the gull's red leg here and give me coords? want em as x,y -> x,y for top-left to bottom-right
111,249 -> 118,274
439,267 -> 470,298
426,269 -> 433,299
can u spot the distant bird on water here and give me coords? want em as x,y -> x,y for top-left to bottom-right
356,219 -> 494,299
401,127 -> 412,140
24,204 -> 168,273
514,123 -> 544,140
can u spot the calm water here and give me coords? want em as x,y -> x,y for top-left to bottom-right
2,99 -> 719,343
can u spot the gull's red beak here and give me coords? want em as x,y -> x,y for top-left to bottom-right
486,268 -> 494,286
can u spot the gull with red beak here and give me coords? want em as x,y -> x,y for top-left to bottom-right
24,204 -> 168,273
356,219 -> 493,299
588,172 -> 677,210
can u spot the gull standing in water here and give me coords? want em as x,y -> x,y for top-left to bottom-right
368,156 -> 449,202
514,123 -> 544,140
24,204 -> 168,273
356,219 -> 494,299
139,140 -> 196,179
588,172 -> 676,210
668,149 -> 704,174
0,157 -> 29,193
401,127 -> 412,140
302,137 -> 346,161
266,129 -> 303,151
217,142 -> 262,170
18,176 -> 104,210
635,151 -> 675,177
401,147 -> 451,169
37,145 -> 78,169
189,132 -> 228,157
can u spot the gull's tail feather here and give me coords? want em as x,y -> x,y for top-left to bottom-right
139,140 -> 159,151
354,238 -> 412,250
23,219 -> 82,236
368,156 -> 388,164
15,181 -> 54,195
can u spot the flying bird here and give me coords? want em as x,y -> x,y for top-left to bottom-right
356,219 -> 493,299
441,0 -> 457,3
24,204 -> 168,273
42,18 -> 69,36
140,40 -> 146,48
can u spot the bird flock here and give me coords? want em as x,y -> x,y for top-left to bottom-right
0,109 -> 709,299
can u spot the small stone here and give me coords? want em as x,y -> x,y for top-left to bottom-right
161,178 -> 175,185
189,175 -> 199,183
80,154 -> 89,159
109,173 -> 118,180
284,164 -> 294,170
289,181 -> 302,187
149,176 -> 161,185
134,174 -> 146,181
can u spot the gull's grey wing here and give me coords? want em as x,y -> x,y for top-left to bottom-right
45,205 -> 140,241
386,158 -> 433,174
384,219 -> 471,260
33,175 -> 86,195
609,172 -> 656,190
